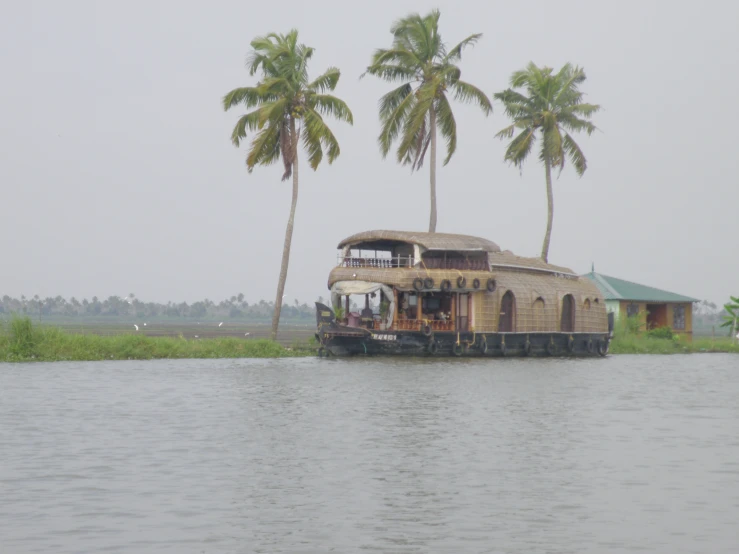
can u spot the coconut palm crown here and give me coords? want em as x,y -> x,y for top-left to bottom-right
223,30 -> 353,340
364,9 -> 492,232
494,62 -> 599,262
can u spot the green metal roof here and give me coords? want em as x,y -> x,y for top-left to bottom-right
583,272 -> 698,303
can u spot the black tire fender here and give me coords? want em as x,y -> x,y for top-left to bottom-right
472,278 -> 481,289
428,340 -> 438,355
423,277 -> 434,289
441,279 -> 452,292
422,324 -> 433,337
486,278 -> 497,292
598,339 -> 609,357
453,343 -> 463,356
524,340 -> 532,356
587,339 -> 594,354
457,276 -> 467,289
479,336 -> 488,354
413,278 -> 424,292
567,335 -> 575,353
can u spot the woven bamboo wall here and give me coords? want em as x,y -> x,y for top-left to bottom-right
328,266 -> 608,333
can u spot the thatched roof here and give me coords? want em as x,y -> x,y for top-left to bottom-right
487,251 -> 576,275
338,230 -> 501,253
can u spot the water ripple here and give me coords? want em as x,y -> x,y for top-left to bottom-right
1,354 -> 738,553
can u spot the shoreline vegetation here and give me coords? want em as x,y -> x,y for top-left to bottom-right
1,317 -> 737,362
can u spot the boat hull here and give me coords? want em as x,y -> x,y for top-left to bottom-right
316,325 -> 610,357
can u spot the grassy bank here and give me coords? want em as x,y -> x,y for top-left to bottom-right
0,317 -> 315,362
610,334 -> 739,354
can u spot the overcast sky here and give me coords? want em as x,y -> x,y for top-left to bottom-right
1,0 -> 737,306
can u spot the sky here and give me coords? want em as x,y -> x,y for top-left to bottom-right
1,0 -> 737,306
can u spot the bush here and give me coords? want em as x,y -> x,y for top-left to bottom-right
646,326 -> 675,340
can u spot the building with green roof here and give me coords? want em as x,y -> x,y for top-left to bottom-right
583,270 -> 698,336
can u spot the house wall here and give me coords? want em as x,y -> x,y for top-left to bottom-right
617,301 -> 693,336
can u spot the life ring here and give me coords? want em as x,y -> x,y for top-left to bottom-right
422,324 -> 433,337
597,339 -> 609,357
413,278 -> 424,291
546,342 -> 556,356
472,278 -> 481,289
423,277 -> 434,289
479,336 -> 488,354
524,341 -> 532,356
586,339 -> 594,354
453,343 -> 463,356
567,336 -> 575,353
457,276 -> 467,289
441,279 -> 452,292
500,342 -> 507,357
486,278 -> 497,292
428,340 -> 438,355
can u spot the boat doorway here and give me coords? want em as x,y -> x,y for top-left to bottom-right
499,291 -> 515,332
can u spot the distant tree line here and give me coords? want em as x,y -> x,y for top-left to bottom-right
0,293 -> 334,322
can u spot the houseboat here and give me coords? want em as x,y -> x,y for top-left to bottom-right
315,230 -> 613,357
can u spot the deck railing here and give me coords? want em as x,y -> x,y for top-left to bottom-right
338,255 -> 415,269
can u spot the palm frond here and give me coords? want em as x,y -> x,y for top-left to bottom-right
246,123 -> 281,171
494,124 -> 516,140
309,94 -> 354,124
307,67 -> 340,93
435,94 -> 457,165
378,83 -> 413,118
562,133 -> 587,176
503,127 -> 536,170
222,87 -> 266,111
361,63 -> 417,82
395,83 -> 435,165
452,80 -> 492,115
378,89 -> 416,158
303,107 -> 341,168
445,33 -> 482,62
230,109 -> 262,146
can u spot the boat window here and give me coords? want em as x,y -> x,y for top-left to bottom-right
499,291 -> 515,332
533,297 -> 545,331
583,298 -> 591,310
561,294 -> 575,332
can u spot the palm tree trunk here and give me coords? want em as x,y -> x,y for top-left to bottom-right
428,107 -> 437,233
270,118 -> 299,341
541,156 -> 554,263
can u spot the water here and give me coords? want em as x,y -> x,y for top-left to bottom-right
1,355 -> 738,554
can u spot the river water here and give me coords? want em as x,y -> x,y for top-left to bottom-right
1,355 -> 738,553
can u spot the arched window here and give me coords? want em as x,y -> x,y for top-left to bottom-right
499,291 -> 516,332
583,298 -> 591,310
561,294 -> 575,332
533,297 -> 546,331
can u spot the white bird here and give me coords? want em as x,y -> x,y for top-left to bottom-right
244,332 -> 250,337
218,322 -> 223,327
143,323 -> 147,326
194,335 -> 199,338
133,324 -> 139,331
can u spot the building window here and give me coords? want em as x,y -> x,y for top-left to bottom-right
583,298 -> 591,310
673,305 -> 685,330
627,303 -> 639,317
561,294 -> 575,332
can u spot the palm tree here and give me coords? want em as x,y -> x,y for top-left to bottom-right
223,30 -> 353,340
494,62 -> 600,262
364,9 -> 491,233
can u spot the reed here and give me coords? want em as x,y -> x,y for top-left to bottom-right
0,316 -> 315,362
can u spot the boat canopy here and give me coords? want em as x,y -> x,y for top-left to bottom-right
330,280 -> 395,329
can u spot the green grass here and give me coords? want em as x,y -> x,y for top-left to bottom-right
0,316 -> 316,362
610,333 -> 739,354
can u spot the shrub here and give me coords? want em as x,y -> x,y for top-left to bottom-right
647,326 -> 675,340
